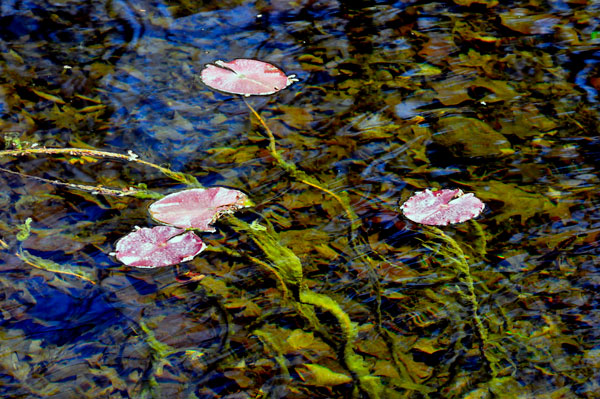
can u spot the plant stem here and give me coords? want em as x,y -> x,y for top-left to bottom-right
424,226 -> 498,376
0,165 -> 160,198
242,98 -> 357,225
0,147 -> 201,188
299,289 -> 383,399
16,250 -> 97,285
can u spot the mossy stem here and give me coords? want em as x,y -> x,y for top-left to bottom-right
16,250 -> 97,285
299,289 -> 383,399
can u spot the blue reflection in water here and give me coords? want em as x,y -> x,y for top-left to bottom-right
6,276 -> 121,346
575,57 -> 600,102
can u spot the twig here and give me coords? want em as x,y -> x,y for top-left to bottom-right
0,147 -> 201,187
16,251 -> 96,285
0,165 -> 154,197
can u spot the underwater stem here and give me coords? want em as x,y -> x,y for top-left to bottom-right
0,147 -> 201,188
299,289 -> 383,399
469,219 -> 488,259
0,165 -> 161,198
225,217 -> 303,297
242,99 -> 357,226
424,226 -> 498,376
16,250 -> 97,285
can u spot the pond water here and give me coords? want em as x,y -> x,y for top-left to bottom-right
1,0 -> 599,397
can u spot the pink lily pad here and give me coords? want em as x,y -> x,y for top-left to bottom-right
113,226 -> 206,268
400,188 -> 485,226
149,187 -> 251,232
200,59 -> 298,96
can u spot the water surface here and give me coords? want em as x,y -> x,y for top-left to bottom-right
0,0 -> 599,397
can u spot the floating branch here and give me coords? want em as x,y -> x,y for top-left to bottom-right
0,165 -> 158,198
0,147 -> 201,189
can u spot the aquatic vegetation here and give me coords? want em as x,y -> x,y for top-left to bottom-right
202,58 -> 357,228
112,187 -> 249,267
200,59 -> 298,96
400,188 -> 485,226
0,147 -> 197,197
1,3 -> 599,398
149,187 -> 251,231
113,226 -> 206,268
296,363 -> 352,386
401,190 -> 500,375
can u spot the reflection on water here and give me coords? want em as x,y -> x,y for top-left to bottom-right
0,0 -> 599,397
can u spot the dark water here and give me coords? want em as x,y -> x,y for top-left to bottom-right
1,0 -> 599,398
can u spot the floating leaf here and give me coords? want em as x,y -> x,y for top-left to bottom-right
149,187 -> 251,231
200,59 -> 298,96
113,226 -> 206,268
400,189 -> 485,226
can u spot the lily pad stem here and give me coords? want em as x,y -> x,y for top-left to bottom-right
299,289 -> 383,399
242,98 -> 357,225
424,226 -> 498,376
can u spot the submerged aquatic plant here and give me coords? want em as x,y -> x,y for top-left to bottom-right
200,59 -> 390,396
202,58 -> 356,226
1,56 -> 428,397
200,59 -> 298,96
113,184 -> 388,397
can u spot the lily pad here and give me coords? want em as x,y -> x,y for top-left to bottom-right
113,226 -> 206,268
149,187 -> 251,232
200,59 -> 298,96
400,189 -> 485,226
